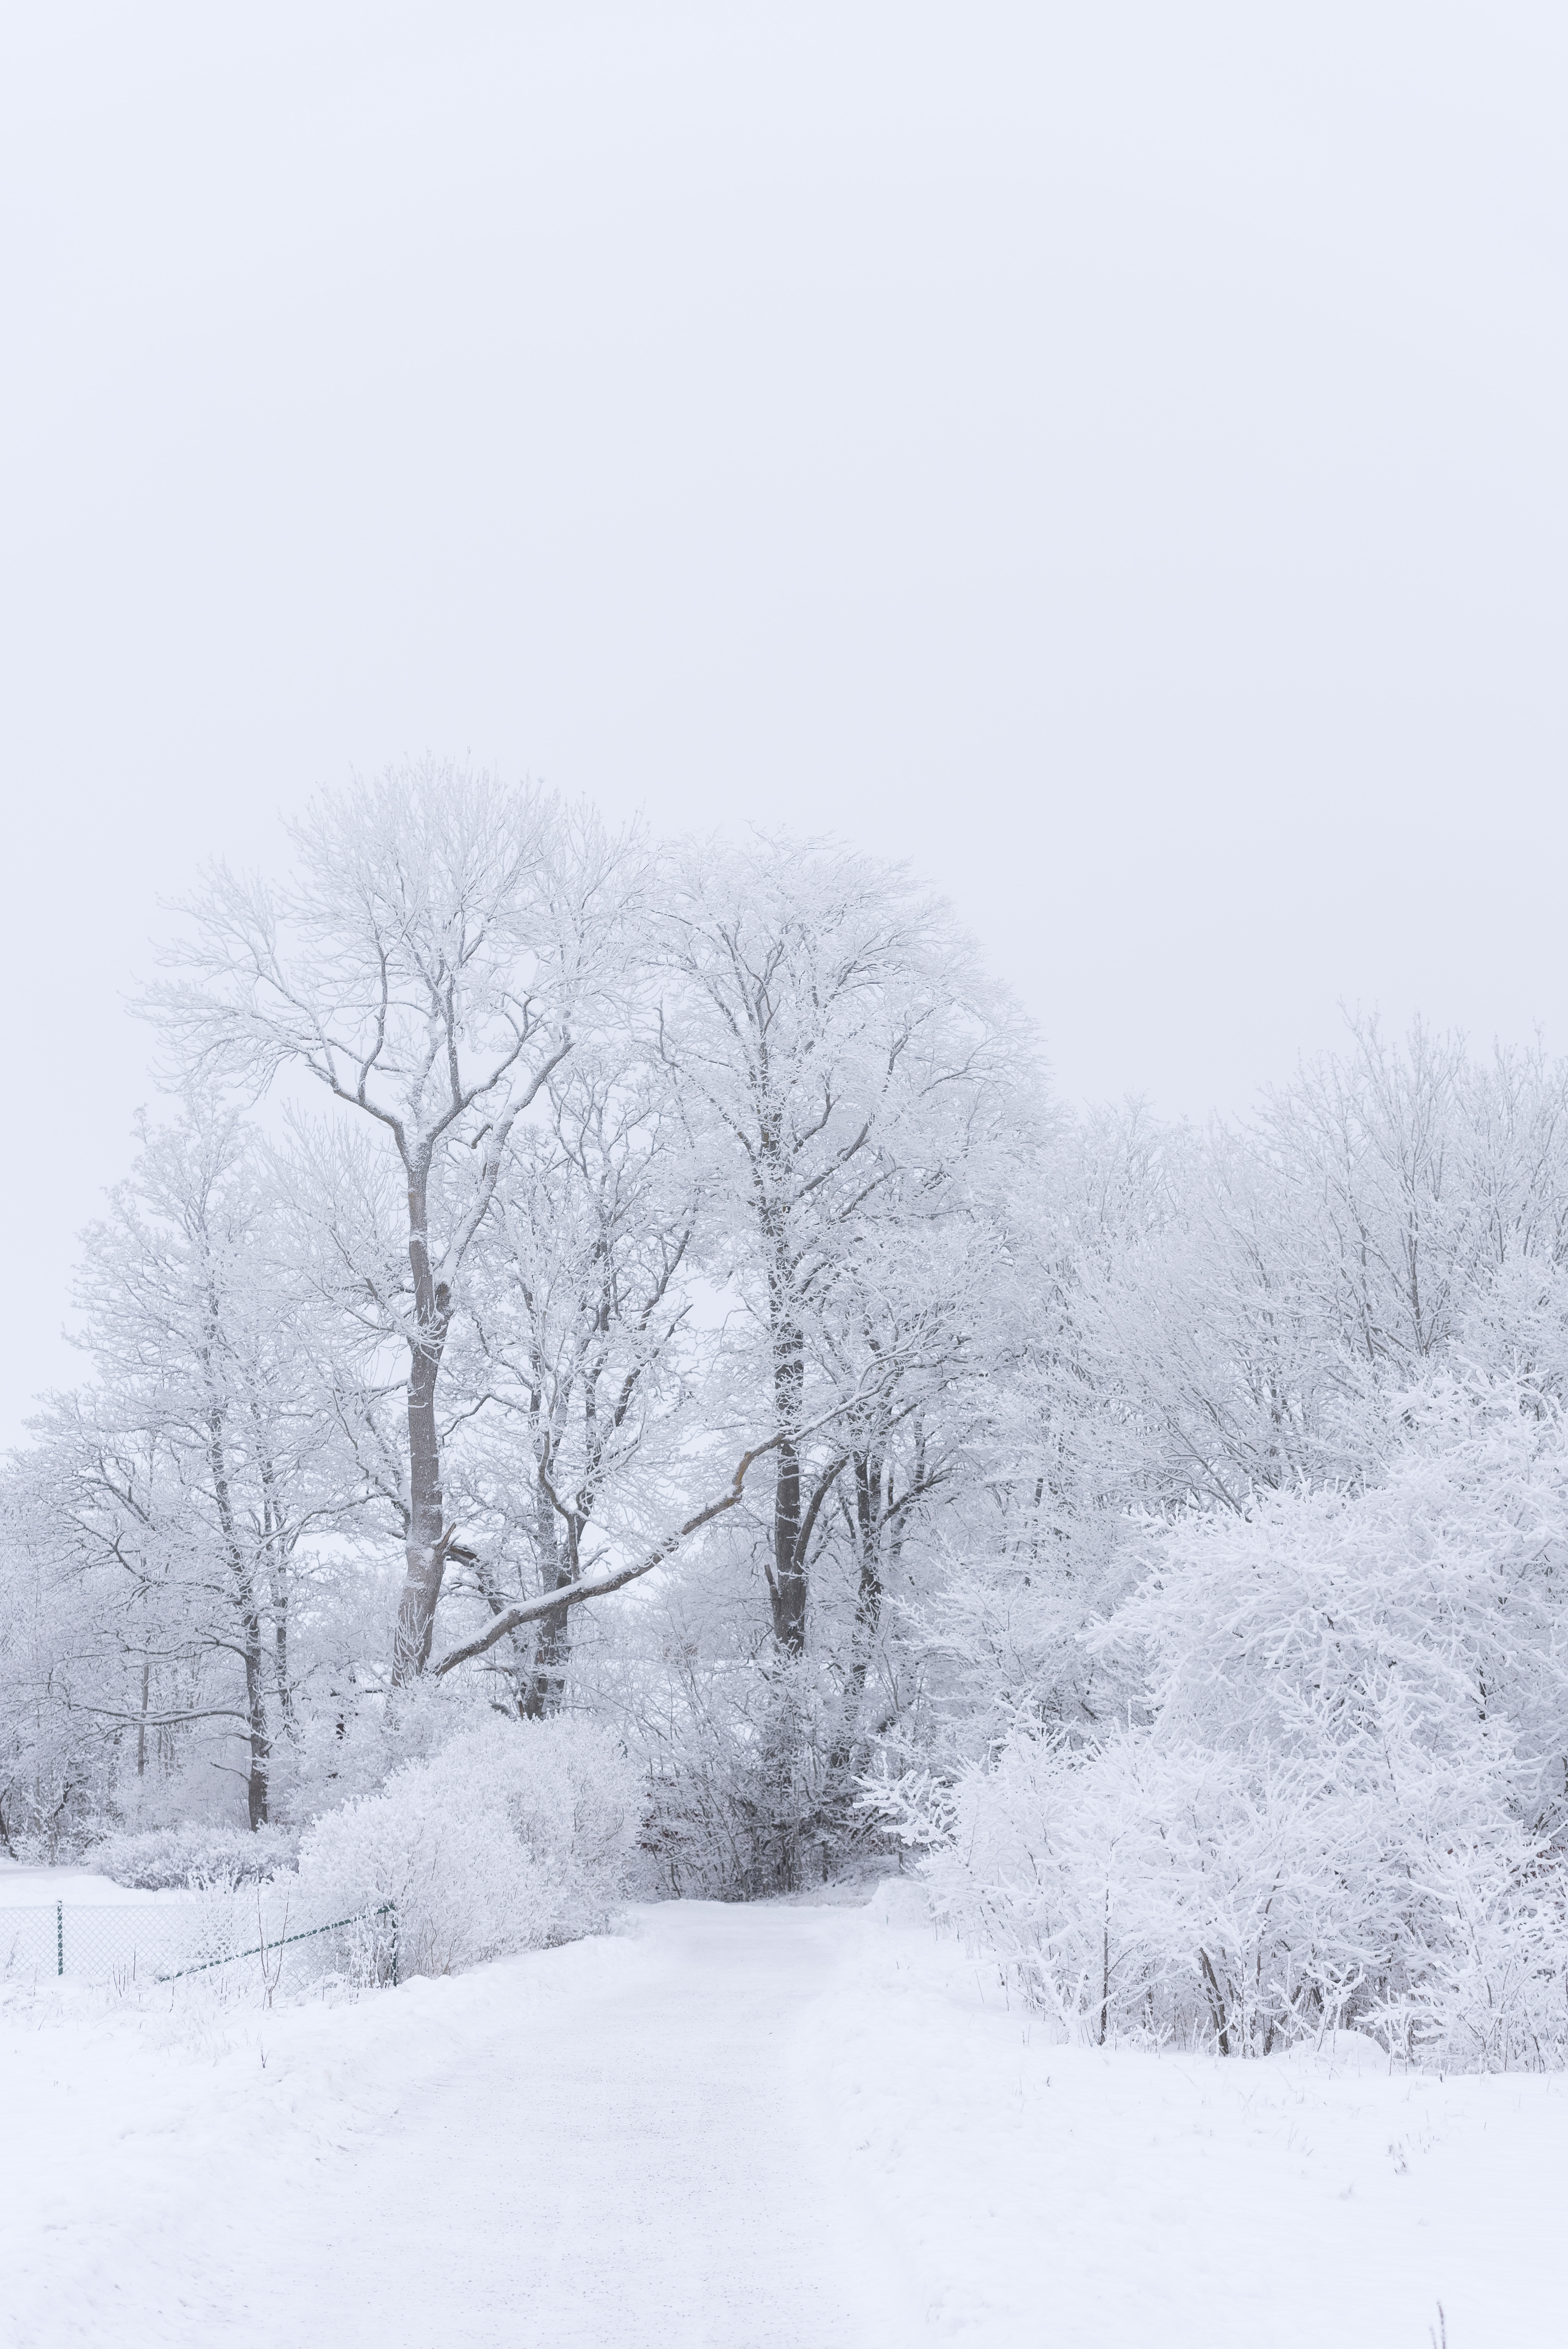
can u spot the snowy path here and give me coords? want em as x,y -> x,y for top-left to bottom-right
4,1887 -> 1568,2347
284,1900 -> 919,2347
2,1898 -> 921,2349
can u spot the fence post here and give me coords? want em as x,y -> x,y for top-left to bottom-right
56,1901 -> 63,1978
388,1900 -> 399,1988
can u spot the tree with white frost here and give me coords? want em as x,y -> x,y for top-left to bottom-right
150,765 -> 640,1679
11,1103 -> 347,1828
652,834 -> 1030,1656
437,1044 -> 706,1714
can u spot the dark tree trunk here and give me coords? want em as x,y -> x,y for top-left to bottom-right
522,1593 -> 572,1717
240,1610 -> 269,1831
850,1448 -> 884,1690
272,1563 -> 292,1736
259,1461 -> 296,1742
769,1325 -> 807,1652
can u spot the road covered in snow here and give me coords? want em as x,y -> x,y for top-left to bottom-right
2,1878 -> 1564,2347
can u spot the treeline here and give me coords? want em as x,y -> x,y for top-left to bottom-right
0,766 -> 1032,1882
5,765 -> 1568,2060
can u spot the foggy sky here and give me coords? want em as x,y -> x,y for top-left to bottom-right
2,3 -> 1564,1438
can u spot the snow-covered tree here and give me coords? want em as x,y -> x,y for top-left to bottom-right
150,764 -> 641,1677
652,834 -> 1033,1656
434,1044 -> 707,1714
6,1102 -> 353,1829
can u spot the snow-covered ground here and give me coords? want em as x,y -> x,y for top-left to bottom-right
2,1870 -> 1562,2347
0,1860 -> 184,1906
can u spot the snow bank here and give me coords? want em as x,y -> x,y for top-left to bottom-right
809,1890 -> 1568,2345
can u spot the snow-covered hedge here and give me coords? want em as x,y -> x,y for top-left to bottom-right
296,1716 -> 645,1978
91,1821 -> 299,1889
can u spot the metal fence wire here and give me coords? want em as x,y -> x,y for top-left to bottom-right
0,1897 -> 397,1991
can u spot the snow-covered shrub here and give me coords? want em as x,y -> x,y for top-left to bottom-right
296,1716 -> 644,1977
1368,1835 -> 1568,2073
897,1719 -> 1566,2062
92,1821 -> 299,1889
0,1531 -> 118,1860
886,1374 -> 1568,2067
1112,1376 -> 1568,1811
0,1770 -> 110,1865
281,1679 -> 490,1825
903,1733 -> 1340,2053
640,1652 -> 891,1898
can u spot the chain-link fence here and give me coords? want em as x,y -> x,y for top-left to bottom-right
0,1896 -> 397,1993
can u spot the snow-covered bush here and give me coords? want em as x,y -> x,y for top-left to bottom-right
884,1373 -> 1568,2067
296,1716 -> 645,1977
635,1643 -> 898,1899
92,1821 -> 299,1889
1367,1835 -> 1568,2073
902,1732 -> 1350,2053
0,1522 -> 118,1860
281,1679 -> 494,1826
899,1720 -> 1567,2063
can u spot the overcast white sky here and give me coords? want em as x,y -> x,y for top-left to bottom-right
2,2 -> 1564,1438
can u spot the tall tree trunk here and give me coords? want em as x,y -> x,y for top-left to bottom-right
394,1159 -> 453,1680
239,1609 -> 269,1830
522,1461 -> 572,1716
769,1321 -> 807,1652
271,1557 -> 292,1737
850,1447 -> 884,1691
522,1593 -> 572,1716
395,1331 -> 449,1673
208,1410 -> 270,1829
258,1456 -> 296,1741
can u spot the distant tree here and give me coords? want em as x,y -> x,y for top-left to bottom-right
14,1103 -> 345,1827
1259,1018 -> 1568,1376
